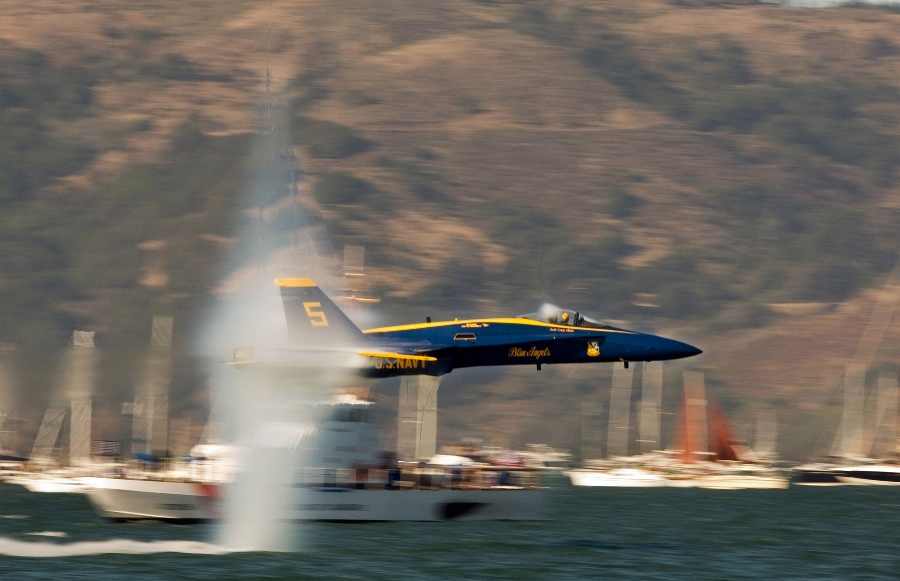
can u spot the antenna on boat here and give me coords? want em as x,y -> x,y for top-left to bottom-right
538,237 -> 545,300
852,254 -> 900,368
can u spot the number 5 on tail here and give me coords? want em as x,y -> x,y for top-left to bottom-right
303,302 -> 329,326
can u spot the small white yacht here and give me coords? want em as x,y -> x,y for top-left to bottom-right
83,394 -> 547,522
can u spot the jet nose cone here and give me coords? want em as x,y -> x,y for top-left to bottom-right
667,338 -> 702,360
643,335 -> 702,361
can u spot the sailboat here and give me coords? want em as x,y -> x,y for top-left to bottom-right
793,369 -> 900,486
9,332 -> 99,493
566,362 -> 671,487
794,260 -> 900,485
834,373 -> 900,484
662,372 -> 788,490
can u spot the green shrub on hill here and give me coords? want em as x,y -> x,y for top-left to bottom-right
312,172 -> 378,205
92,120 -> 250,224
294,117 -> 371,159
605,184 -> 642,219
687,66 -> 899,185
0,117 -> 254,345
625,252 -> 731,320
376,156 -> 442,202
290,72 -> 331,112
0,110 -> 94,204
0,49 -> 97,204
866,35 -> 898,60
419,243 -> 490,310
580,33 -> 691,121
0,49 -> 97,119
136,53 -> 231,82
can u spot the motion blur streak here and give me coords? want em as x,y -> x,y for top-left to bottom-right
0,537 -> 232,557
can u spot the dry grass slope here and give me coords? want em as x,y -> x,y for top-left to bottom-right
2,0 -> 899,458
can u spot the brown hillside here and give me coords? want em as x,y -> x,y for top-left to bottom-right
2,0 -> 899,459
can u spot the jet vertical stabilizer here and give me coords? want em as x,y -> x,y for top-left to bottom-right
276,278 -> 365,347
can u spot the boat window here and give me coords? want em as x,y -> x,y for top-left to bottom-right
327,408 -> 371,422
454,333 -> 477,341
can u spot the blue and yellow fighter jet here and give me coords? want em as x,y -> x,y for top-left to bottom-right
270,278 -> 701,378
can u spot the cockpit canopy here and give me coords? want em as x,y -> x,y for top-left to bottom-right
519,303 -> 619,330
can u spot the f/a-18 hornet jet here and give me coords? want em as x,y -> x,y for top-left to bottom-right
239,278 -> 701,377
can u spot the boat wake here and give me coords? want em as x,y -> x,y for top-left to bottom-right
0,537 -> 235,557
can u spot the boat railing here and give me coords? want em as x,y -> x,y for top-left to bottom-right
81,461 -> 544,491
294,465 -> 542,491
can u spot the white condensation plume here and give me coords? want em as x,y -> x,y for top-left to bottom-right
208,284 -> 356,551
215,363 -> 352,552
196,96 -> 353,551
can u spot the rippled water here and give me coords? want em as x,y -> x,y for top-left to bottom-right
1,480 -> 898,579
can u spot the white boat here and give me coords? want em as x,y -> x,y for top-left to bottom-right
569,372 -> 789,489
438,442 -> 572,472
794,370 -> 900,486
792,460 -> 900,486
9,469 -> 94,494
568,363 -> 668,487
521,444 -> 574,471
833,463 -> 900,486
791,462 -> 847,486
83,469 -> 545,522
566,460 -> 788,489
664,464 -> 789,490
660,373 -> 789,490
565,467 -> 669,487
83,395 -> 547,522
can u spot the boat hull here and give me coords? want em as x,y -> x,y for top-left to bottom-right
792,464 -> 900,486
791,466 -> 847,486
82,477 -> 548,522
566,468 -> 788,489
664,475 -> 789,490
566,468 -> 669,487
834,465 -> 900,486
12,475 -> 92,494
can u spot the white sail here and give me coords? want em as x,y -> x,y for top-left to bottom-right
132,316 -> 173,456
638,361 -> 662,453
831,363 -> 867,459
397,375 -> 441,461
66,330 -> 96,467
607,364 -> 634,458
868,374 -> 898,459
681,371 -> 709,463
30,408 -> 66,462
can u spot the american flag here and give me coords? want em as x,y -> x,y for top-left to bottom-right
90,440 -> 122,457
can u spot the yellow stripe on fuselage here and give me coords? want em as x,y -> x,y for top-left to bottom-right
357,351 -> 438,362
275,278 -> 317,287
362,318 -> 636,334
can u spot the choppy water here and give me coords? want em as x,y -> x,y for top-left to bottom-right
1,479 -> 898,580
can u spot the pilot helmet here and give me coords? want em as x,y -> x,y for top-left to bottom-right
561,312 -> 569,323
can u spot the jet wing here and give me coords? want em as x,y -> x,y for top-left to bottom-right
228,340 -> 447,368
357,351 -> 437,362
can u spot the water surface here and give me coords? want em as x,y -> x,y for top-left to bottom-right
1,481 -> 898,579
